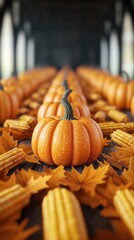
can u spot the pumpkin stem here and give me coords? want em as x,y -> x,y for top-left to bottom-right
62,79 -> 69,91
60,89 -> 77,120
121,70 -> 129,82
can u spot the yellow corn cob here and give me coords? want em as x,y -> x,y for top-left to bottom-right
91,100 -> 107,111
0,148 -> 26,174
17,107 -> 29,115
102,105 -> 117,112
19,115 -> 37,126
111,130 -> 134,147
42,188 -> 89,240
0,184 -> 30,222
86,93 -> 102,102
28,101 -> 40,109
4,119 -> 30,131
113,189 -> 134,237
108,110 -> 129,123
99,122 -> 134,136
31,92 -> 43,102
93,111 -> 107,122
23,98 -> 32,107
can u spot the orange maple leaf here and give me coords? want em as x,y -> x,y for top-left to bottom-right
96,167 -> 130,207
44,165 -> 66,189
15,169 -> 51,192
0,130 -> 18,154
62,164 -> 109,195
75,189 -> 101,208
115,146 -> 134,168
100,205 -> 119,218
0,219 -> 40,240
102,149 -> 129,170
0,174 -> 16,191
103,137 -> 111,147
123,159 -> 134,189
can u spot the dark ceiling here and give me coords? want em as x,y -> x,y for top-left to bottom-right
4,0 -> 134,68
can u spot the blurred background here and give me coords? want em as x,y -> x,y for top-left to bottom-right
0,0 -> 133,78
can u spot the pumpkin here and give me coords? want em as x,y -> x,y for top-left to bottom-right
37,89 -> 91,121
0,85 -> 19,124
51,71 -> 83,94
43,84 -> 87,104
32,89 -> 103,166
130,96 -> 134,116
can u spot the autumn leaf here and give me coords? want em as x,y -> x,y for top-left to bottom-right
103,137 -> 112,147
27,175 -> 51,193
62,164 -> 109,195
123,159 -> 134,189
96,167 -> 130,207
25,154 -> 41,164
102,150 -> 128,170
75,189 -> 101,208
0,219 -> 40,240
0,130 -> 18,154
0,174 -> 16,191
15,169 -> 51,192
100,205 -> 119,218
115,146 -> 134,168
44,165 -> 66,189
18,143 -> 33,155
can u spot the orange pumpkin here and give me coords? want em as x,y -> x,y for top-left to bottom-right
38,89 -> 91,121
32,90 -> 103,166
0,85 -> 19,124
43,90 -> 87,104
130,96 -> 134,116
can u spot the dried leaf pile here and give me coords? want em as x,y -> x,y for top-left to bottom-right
0,68 -> 134,240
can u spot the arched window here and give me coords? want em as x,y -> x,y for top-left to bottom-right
109,31 -> 120,75
1,11 -> 14,77
16,31 -> 26,73
0,0 -> 5,8
27,37 -> 35,69
100,38 -> 108,70
121,12 -> 134,78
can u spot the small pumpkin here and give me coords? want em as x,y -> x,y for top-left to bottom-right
43,83 -> 87,104
37,89 -> 91,121
32,90 -> 103,166
0,85 -> 19,124
130,96 -> 134,116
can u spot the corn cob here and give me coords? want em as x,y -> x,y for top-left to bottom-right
102,105 -> 117,112
19,115 -> 37,126
99,122 -> 134,136
23,98 -> 32,107
31,92 -> 43,102
91,100 -> 107,111
0,148 -> 26,174
93,111 -> 107,122
4,119 -> 30,131
108,110 -> 129,123
17,107 -> 29,115
28,101 -> 40,109
42,188 -> 89,240
113,189 -> 134,237
86,93 -> 102,102
111,130 -> 134,148
0,184 -> 30,222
